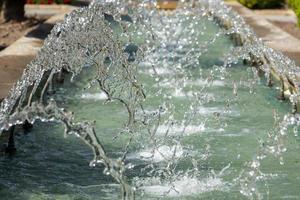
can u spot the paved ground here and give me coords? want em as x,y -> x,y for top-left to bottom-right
253,9 -> 297,24
0,12 -> 67,101
0,2 -> 91,150
226,2 -> 300,66
25,4 -> 77,20
252,9 -> 300,42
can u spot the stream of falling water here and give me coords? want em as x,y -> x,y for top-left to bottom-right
1,1 -> 300,200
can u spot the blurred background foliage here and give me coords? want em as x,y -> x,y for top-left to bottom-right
288,0 -> 300,26
237,0 -> 286,9
237,0 -> 300,26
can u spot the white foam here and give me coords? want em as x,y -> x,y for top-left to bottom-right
141,176 -> 226,197
172,89 -> 194,98
187,79 -> 225,87
222,128 -> 252,137
81,92 -> 107,101
136,145 -> 184,162
156,124 -> 206,136
156,79 -> 225,88
198,106 -> 221,115
148,67 -> 173,75
198,106 -> 240,117
139,61 -> 153,68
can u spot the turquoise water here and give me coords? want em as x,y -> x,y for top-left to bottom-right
1,10 -> 300,200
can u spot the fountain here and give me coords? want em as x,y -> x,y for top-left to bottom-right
1,0 -> 300,199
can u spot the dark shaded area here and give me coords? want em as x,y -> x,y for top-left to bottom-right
124,43 -> 138,62
4,126 -> 16,155
104,13 -> 115,23
0,0 -> 25,22
26,23 -> 54,39
0,44 -> 6,51
71,0 -> 90,7
121,14 -> 133,23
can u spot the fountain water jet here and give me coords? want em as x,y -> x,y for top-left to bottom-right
1,1 -> 300,200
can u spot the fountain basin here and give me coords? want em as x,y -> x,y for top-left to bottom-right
1,1 -> 300,199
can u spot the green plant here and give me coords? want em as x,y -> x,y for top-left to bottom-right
289,0 -> 300,26
238,0 -> 285,9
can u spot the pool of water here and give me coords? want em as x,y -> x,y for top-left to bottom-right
1,5 -> 300,200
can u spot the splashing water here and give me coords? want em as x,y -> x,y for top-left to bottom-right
1,0 -> 300,200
